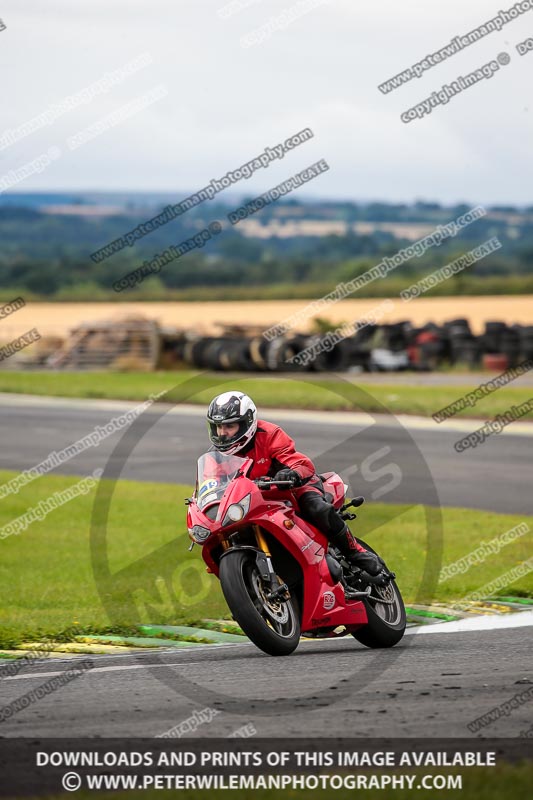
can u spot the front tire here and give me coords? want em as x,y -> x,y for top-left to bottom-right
351,540 -> 406,648
219,550 -> 300,656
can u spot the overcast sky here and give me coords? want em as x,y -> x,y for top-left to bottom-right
1,0 -> 532,204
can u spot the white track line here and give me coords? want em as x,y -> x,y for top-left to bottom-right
1,644 -> 246,681
405,609 -> 533,635
4,612 -> 531,680
3,393 -> 533,436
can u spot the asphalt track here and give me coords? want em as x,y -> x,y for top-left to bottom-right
0,623 -> 531,737
1,394 -> 532,739
1,393 -> 532,514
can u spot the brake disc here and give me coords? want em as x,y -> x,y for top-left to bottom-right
253,573 -> 290,623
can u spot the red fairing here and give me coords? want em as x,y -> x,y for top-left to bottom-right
188,456 -> 368,636
320,471 -> 348,508
241,509 -> 367,631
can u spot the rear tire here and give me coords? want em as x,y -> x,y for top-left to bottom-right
350,540 -> 406,648
219,550 -> 300,656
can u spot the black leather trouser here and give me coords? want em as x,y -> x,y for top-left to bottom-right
297,488 -> 347,540
297,485 -> 382,574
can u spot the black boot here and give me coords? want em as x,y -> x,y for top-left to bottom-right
330,526 -> 382,576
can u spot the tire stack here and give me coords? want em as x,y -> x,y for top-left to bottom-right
248,334 -> 311,372
443,318 -> 481,368
383,321 -> 412,352
182,337 -> 254,371
264,335 -> 310,372
347,325 -> 376,371
499,326 -> 521,368
519,326 -> 533,361
481,321 -> 507,354
162,318 -> 531,373
480,322 -> 522,369
182,334 -> 313,372
305,336 -> 351,372
409,323 -> 445,371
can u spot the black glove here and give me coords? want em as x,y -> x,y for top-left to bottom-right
273,469 -> 301,487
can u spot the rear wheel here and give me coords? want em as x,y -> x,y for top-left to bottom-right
219,550 -> 300,656
350,540 -> 406,648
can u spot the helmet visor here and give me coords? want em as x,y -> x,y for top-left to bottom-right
207,416 -> 251,451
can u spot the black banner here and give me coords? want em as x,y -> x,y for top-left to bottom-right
0,738 -> 530,797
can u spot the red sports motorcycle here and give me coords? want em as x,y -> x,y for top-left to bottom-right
186,450 -> 406,656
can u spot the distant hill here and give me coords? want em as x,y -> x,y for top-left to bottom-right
0,194 -> 532,300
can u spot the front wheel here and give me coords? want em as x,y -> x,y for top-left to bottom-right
351,540 -> 406,648
219,550 -> 300,656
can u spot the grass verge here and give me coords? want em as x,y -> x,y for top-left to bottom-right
0,471 -> 531,649
0,370 -> 532,420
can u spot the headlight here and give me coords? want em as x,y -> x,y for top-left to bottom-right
222,493 -> 251,526
188,524 -> 211,542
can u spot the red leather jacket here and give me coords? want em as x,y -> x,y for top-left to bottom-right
238,419 -> 319,497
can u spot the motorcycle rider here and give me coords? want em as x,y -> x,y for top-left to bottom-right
205,390 -> 382,576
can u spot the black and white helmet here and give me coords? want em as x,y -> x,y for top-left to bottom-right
206,391 -> 257,455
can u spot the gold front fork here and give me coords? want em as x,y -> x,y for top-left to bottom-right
254,525 -> 289,600
254,524 -> 271,555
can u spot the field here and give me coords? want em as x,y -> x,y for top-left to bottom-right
0,296 -> 532,340
0,470 -> 531,649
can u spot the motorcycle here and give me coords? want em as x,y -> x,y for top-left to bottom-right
186,449 -> 406,656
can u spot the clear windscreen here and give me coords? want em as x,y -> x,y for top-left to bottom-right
195,451 -> 248,511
